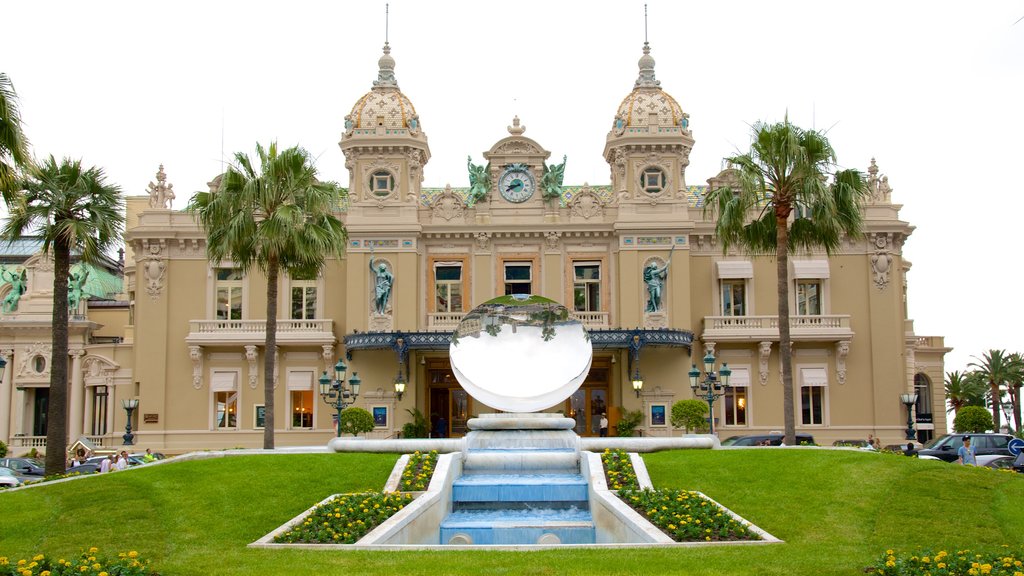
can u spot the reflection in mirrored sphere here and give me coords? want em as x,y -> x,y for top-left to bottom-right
449,294 -> 593,413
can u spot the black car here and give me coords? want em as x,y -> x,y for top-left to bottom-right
66,463 -> 102,475
721,433 -> 816,446
916,433 -> 1014,463
1013,451 -> 1024,474
0,457 -> 46,476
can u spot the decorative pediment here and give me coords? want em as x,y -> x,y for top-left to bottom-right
484,135 -> 550,161
569,184 -> 605,220
429,185 -> 466,222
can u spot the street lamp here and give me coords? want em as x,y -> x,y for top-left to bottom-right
318,358 -> 361,437
689,352 -> 731,435
121,398 -> 139,445
394,370 -> 406,401
899,392 -> 919,441
631,367 -> 644,398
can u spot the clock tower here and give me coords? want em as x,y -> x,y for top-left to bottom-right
474,116 -> 557,224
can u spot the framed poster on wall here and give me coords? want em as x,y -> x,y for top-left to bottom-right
650,403 -> 667,427
372,406 -> 388,428
254,405 -> 266,429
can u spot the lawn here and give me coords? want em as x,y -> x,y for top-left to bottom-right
1,450 -> 1020,576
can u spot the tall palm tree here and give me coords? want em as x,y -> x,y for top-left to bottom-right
703,118 -> 870,445
944,370 -> 985,415
0,73 -> 31,200
1007,352 -> 1024,432
969,349 -> 1024,432
2,156 -> 124,475
188,142 -> 346,449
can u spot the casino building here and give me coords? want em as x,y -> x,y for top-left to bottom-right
0,40 -> 949,454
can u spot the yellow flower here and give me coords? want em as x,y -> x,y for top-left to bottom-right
88,547 -> 98,554
32,555 -> 44,561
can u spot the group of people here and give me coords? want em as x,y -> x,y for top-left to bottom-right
68,447 -> 158,472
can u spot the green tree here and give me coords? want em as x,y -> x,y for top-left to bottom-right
2,156 -> 124,475
0,73 -> 30,200
944,370 -> 986,415
1008,352 -> 1024,432
703,118 -> 870,445
671,399 -> 709,433
953,405 -> 995,434
188,142 -> 347,449
340,407 -> 375,437
968,349 -> 1024,432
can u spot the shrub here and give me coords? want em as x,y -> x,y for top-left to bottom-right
401,408 -> 429,439
953,405 -> 994,433
671,399 -> 709,433
273,492 -> 413,544
400,450 -> 438,491
0,546 -> 152,575
601,449 -> 639,490
0,440 -> 6,458
615,407 -> 643,437
618,488 -> 760,542
339,407 -> 375,437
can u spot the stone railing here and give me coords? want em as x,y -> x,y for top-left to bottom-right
427,312 -> 464,332
186,319 -> 335,345
575,311 -> 610,330
702,315 -> 853,342
9,435 -> 47,448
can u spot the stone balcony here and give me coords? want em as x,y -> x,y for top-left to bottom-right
427,311 -> 610,332
701,315 -> 854,343
185,319 -> 336,346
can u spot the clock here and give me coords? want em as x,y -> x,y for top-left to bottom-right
498,164 -> 535,203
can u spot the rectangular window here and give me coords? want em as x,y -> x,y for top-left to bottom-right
796,280 -> 821,315
290,390 -> 313,428
504,263 -> 532,296
801,386 -> 824,425
91,386 -> 109,435
721,280 -> 746,316
435,264 -> 463,312
216,269 -> 243,320
724,387 -> 747,425
573,262 -> 601,312
214,391 -> 238,429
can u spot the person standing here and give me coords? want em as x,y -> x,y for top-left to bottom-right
599,413 -> 609,437
99,455 -> 113,473
115,451 -> 129,471
957,436 -> 977,465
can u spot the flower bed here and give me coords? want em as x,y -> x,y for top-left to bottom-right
601,448 -> 639,490
273,492 -> 413,544
872,547 -> 1024,576
618,488 -> 760,542
0,547 -> 153,575
400,450 -> 438,491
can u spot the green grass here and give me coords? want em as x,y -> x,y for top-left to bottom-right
1,450 -> 1021,575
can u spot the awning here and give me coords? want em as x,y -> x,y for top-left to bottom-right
792,260 -> 830,279
716,261 -> 753,279
728,367 -> 751,387
211,371 -> 238,392
800,367 -> 828,387
287,371 -> 314,391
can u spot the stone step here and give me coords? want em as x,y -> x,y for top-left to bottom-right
440,508 -> 595,545
462,449 -> 578,474
452,473 -> 589,503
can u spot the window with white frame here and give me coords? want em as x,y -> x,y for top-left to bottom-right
573,262 -> 601,312
211,371 -> 239,429
216,269 -> 243,320
721,281 -> 746,316
723,367 -> 749,426
800,367 -> 827,425
290,271 -> 318,320
504,263 -> 532,295
288,371 -> 314,429
90,385 -> 109,435
796,280 -> 821,315
435,263 -> 463,312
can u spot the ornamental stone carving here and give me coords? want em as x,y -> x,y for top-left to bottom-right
836,341 -> 850,385
703,341 -> 716,358
871,250 -> 892,290
545,231 -> 561,250
189,346 -> 203,389
245,345 -> 259,389
570,184 -> 604,220
866,158 -> 893,204
759,341 -> 772,385
18,343 -> 51,378
430,185 -> 465,222
146,164 -> 175,209
322,345 -> 335,374
360,157 -> 402,204
140,240 -> 167,300
475,232 -> 491,251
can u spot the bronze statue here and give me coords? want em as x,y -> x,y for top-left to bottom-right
466,156 -> 491,208
541,155 -> 567,201
0,265 -> 27,313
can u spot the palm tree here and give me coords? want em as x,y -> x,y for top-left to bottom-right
944,370 -> 985,415
703,118 -> 870,446
969,349 -> 1024,432
1007,352 -> 1024,432
188,142 -> 346,449
0,73 -> 31,199
2,156 -> 124,475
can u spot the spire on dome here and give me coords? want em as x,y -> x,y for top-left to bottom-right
634,41 -> 660,89
372,6 -> 398,88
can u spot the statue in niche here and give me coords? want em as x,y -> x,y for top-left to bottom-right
369,250 -> 393,315
0,265 -> 27,313
541,155 -> 567,201
68,266 -> 90,311
466,156 -> 491,208
643,246 -> 675,313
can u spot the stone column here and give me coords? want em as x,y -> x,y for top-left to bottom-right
68,349 -> 85,442
0,349 -> 12,443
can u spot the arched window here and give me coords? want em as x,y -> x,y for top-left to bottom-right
914,373 -> 931,418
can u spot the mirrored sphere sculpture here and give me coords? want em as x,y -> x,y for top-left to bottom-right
449,294 -> 593,412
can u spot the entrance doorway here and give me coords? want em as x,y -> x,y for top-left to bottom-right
565,360 -> 610,436
32,388 -> 49,437
426,359 -> 474,438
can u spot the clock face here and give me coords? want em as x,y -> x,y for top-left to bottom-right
499,166 -> 535,203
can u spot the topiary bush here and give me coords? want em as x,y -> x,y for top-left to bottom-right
340,407 -> 375,437
615,407 -> 643,437
953,405 -> 994,433
671,399 -> 709,433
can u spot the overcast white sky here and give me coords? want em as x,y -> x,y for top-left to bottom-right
5,1 -> 1023,376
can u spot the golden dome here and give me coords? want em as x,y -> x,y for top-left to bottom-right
612,42 -> 687,129
348,43 -> 420,131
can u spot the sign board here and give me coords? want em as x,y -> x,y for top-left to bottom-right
1008,437 -> 1024,457
143,413 -> 159,424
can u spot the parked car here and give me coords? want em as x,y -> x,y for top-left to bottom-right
0,457 -> 45,476
979,455 -> 1016,470
916,433 -> 1015,463
721,433 -> 816,446
0,466 -> 22,487
1014,452 -> 1024,474
832,439 -> 870,448
66,463 -> 102,475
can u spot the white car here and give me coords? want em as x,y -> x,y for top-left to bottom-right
0,466 -> 22,488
